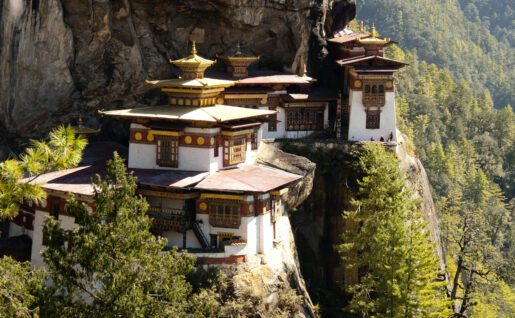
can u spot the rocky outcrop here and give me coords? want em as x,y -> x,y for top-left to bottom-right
0,0 -> 327,137
257,142 -> 316,209
0,0 -> 75,133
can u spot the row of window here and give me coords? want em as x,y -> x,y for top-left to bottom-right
285,108 -> 325,131
155,134 -> 256,168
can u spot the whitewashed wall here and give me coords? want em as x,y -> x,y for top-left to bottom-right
260,105 -> 329,140
348,90 -> 397,142
30,210 -> 77,268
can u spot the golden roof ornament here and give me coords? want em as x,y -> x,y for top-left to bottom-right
72,115 -> 100,135
218,41 -> 259,78
170,41 -> 215,79
299,62 -> 315,82
358,24 -> 391,46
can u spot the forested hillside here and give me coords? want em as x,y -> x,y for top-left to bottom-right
357,0 -> 514,108
458,0 -> 514,46
385,44 -> 515,316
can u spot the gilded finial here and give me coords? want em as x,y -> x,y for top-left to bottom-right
302,63 -> 308,77
360,21 -> 365,32
236,41 -> 242,55
371,24 -> 379,38
190,41 -> 197,55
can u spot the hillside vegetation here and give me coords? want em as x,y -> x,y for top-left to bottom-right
357,0 -> 514,108
386,44 -> 515,317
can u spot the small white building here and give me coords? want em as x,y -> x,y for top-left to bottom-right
329,26 -> 407,142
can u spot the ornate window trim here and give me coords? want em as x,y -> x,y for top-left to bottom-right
156,135 -> 179,167
209,201 -> 241,228
286,107 -> 325,131
363,81 -> 386,108
366,110 -> 381,129
223,137 -> 247,166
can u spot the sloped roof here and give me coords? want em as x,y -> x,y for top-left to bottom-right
336,55 -> 408,68
193,165 -> 302,193
328,31 -> 370,44
100,105 -> 275,123
146,78 -> 235,89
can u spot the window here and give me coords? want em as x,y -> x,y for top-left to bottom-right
363,81 -> 386,107
50,197 -> 60,219
366,110 -> 381,129
223,137 -> 247,166
268,107 -> 278,132
251,132 -> 258,150
286,108 -> 324,131
156,136 -> 179,167
214,137 -> 219,157
209,202 -> 241,228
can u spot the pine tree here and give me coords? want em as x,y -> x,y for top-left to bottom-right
339,144 -> 450,317
39,153 -> 210,317
0,126 -> 87,219
0,257 -> 44,318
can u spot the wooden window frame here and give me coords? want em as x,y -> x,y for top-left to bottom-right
286,107 -> 325,131
251,132 -> 258,150
209,201 -> 241,228
268,107 -> 278,132
366,110 -> 381,129
363,81 -> 386,107
156,135 -> 179,168
49,197 -> 60,219
223,137 -> 247,166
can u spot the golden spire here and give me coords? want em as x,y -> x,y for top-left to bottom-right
302,62 -> 308,77
370,24 -> 379,37
359,21 -> 365,33
190,40 -> 197,55
170,41 -> 215,79
236,41 -> 242,55
358,24 -> 391,46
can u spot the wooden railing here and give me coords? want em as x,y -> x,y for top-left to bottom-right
363,94 -> 385,107
148,207 -> 191,232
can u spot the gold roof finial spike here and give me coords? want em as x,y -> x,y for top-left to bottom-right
190,40 -> 197,55
360,21 -> 364,32
236,41 -> 242,55
302,62 -> 308,77
371,24 -> 379,38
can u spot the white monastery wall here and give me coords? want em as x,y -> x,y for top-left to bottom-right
30,210 -> 77,268
348,90 -> 397,142
260,105 -> 329,140
8,223 -> 32,239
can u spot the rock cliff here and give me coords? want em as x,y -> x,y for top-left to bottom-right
277,139 -> 446,317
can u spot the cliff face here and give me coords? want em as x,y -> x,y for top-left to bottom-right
0,0 -> 357,140
277,139 -> 447,317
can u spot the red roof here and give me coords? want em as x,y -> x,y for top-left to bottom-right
23,143 -> 301,196
194,165 -> 302,193
283,88 -> 338,102
336,55 -> 407,68
328,31 -> 369,44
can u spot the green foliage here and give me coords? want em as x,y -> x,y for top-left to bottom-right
339,144 -> 451,317
0,257 -> 44,318
383,43 -> 513,316
39,152 -> 200,317
358,0 -> 514,108
0,126 -> 87,219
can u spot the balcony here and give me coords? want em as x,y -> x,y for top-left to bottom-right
362,94 -> 385,107
148,207 -> 192,232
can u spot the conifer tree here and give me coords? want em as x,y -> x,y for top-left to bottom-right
340,144 -> 450,317
0,126 -> 87,219
39,153 -> 207,318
